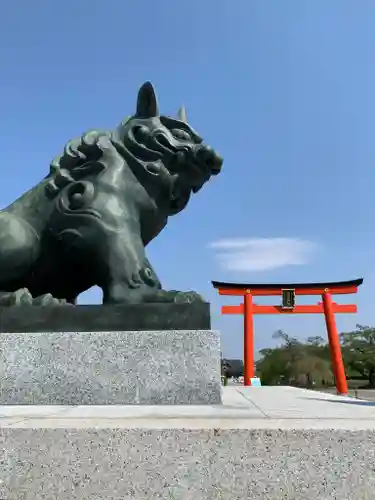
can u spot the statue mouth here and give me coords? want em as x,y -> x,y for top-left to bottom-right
154,134 -> 222,178
168,148 -> 221,194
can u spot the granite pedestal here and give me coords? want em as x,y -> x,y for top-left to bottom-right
0,329 -> 221,405
0,302 -> 220,405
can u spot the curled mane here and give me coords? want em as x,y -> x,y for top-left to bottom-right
45,129 -> 112,198
45,117 -> 132,198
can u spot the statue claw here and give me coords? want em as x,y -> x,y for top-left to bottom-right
31,293 -> 71,307
172,291 -> 204,303
143,290 -> 204,304
0,289 -> 72,307
0,288 -> 33,306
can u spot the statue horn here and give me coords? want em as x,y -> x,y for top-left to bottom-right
178,105 -> 187,123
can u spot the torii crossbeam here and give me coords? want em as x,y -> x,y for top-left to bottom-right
212,278 -> 363,394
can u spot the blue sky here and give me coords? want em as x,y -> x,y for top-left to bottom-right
1,1 -> 374,358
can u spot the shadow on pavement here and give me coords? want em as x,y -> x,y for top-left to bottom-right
300,397 -> 375,407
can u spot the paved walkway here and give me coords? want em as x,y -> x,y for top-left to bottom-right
1,386 -> 375,429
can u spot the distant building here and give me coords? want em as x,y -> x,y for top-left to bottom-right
221,358 -> 244,378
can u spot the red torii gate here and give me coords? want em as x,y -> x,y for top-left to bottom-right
212,278 -> 363,395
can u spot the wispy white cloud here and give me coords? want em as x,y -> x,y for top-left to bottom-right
209,237 -> 317,272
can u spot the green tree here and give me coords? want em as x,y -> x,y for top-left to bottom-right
273,329 -> 301,349
256,330 -> 333,387
256,345 -> 294,385
307,336 -> 325,347
341,324 -> 375,387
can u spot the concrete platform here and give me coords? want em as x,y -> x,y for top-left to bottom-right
1,387 -> 375,499
2,385 -> 375,428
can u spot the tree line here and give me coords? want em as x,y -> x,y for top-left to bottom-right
221,324 -> 375,388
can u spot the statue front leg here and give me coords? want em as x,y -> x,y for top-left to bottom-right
100,234 -> 203,305
103,261 -> 204,304
130,258 -> 205,303
99,230 -> 163,304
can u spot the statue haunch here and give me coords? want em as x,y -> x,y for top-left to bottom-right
0,82 -> 222,306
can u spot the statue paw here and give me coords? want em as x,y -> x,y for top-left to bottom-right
0,289 -> 72,307
143,289 -> 205,303
0,288 -> 33,306
31,294 -> 72,307
172,291 -> 205,303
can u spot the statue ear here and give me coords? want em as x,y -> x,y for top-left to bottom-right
178,105 -> 187,123
136,81 -> 159,118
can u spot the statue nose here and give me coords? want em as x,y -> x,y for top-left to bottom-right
195,146 -> 223,175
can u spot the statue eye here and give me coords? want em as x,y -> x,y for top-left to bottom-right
171,129 -> 191,141
132,125 -> 150,142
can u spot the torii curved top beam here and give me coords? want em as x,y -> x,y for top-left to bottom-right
212,278 -> 363,290
212,278 -> 363,296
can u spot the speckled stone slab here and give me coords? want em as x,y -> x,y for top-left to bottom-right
0,330 -> 221,405
1,428 -> 374,499
2,388 -> 375,498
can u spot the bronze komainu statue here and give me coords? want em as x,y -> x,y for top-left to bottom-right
0,82 -> 222,306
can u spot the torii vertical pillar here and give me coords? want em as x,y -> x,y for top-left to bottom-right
243,290 -> 254,385
322,290 -> 348,395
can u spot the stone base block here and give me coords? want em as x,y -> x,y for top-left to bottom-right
1,425 -> 373,499
1,388 -> 375,498
0,330 -> 221,405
